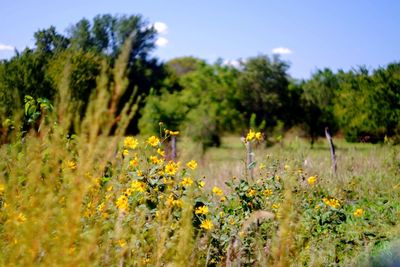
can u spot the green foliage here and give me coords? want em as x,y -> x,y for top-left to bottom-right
47,50 -> 102,117
1,12 -> 400,151
24,95 -> 53,126
334,65 -> 400,142
34,26 -> 69,56
68,14 -> 156,60
138,90 -> 188,134
299,68 -> 339,145
139,59 -> 243,149
237,55 -> 290,130
166,56 -> 204,77
0,49 -> 54,110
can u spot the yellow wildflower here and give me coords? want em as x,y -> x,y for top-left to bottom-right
163,177 -> 173,184
180,177 -> 193,187
147,136 -> 160,147
115,195 -> 129,212
166,195 -> 174,207
259,163 -> 266,170
212,186 -> 223,196
122,149 -> 129,156
0,183 -> 4,195
97,202 -> 105,212
149,156 -> 162,165
172,199 -> 183,207
272,203 -> 280,210
263,189 -> 273,197
247,188 -> 257,197
195,205 -> 209,215
124,136 -> 138,149
245,129 -> 256,142
129,158 -> 138,168
354,208 -> 364,217
220,196 -> 226,202
276,209 -> 283,219
200,219 -> 214,230
165,161 -> 179,175
66,160 -> 77,170
131,180 -> 146,192
186,160 -> 198,170
307,176 -> 317,186
68,246 -> 76,255
198,181 -> 205,188
157,148 -> 165,157
124,188 -> 133,196
255,132 -> 263,141
323,197 -> 340,209
84,208 -> 95,218
16,213 -> 27,223
136,170 -> 143,177
169,130 -> 179,136
117,239 -> 127,248
165,195 -> 182,208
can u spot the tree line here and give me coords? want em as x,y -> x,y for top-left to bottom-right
1,14 -> 399,147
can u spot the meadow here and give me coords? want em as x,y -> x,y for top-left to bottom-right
0,118 -> 399,266
0,28 -> 399,266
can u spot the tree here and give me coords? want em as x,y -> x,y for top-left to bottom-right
237,55 -> 290,131
334,64 -> 400,142
68,14 -> 156,62
139,58 -> 243,149
69,19 -> 93,52
46,49 -> 102,117
166,56 -> 204,77
300,68 -> 338,145
34,26 -> 69,56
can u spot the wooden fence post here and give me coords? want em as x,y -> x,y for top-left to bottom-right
170,136 -> 177,161
325,127 -> 337,175
245,141 -> 254,181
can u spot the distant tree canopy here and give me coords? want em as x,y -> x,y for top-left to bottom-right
236,55 -> 291,130
334,65 -> 400,142
299,68 -> 339,145
1,13 -> 399,145
0,14 -> 166,132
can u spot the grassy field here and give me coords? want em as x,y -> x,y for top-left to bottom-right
1,125 -> 399,266
0,48 -> 399,266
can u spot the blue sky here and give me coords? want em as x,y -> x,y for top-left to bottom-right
1,0 -> 399,79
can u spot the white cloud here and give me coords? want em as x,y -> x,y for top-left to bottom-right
0,43 -> 14,51
223,59 -> 241,68
155,37 -> 168,47
153,22 -> 168,35
272,47 -> 293,55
